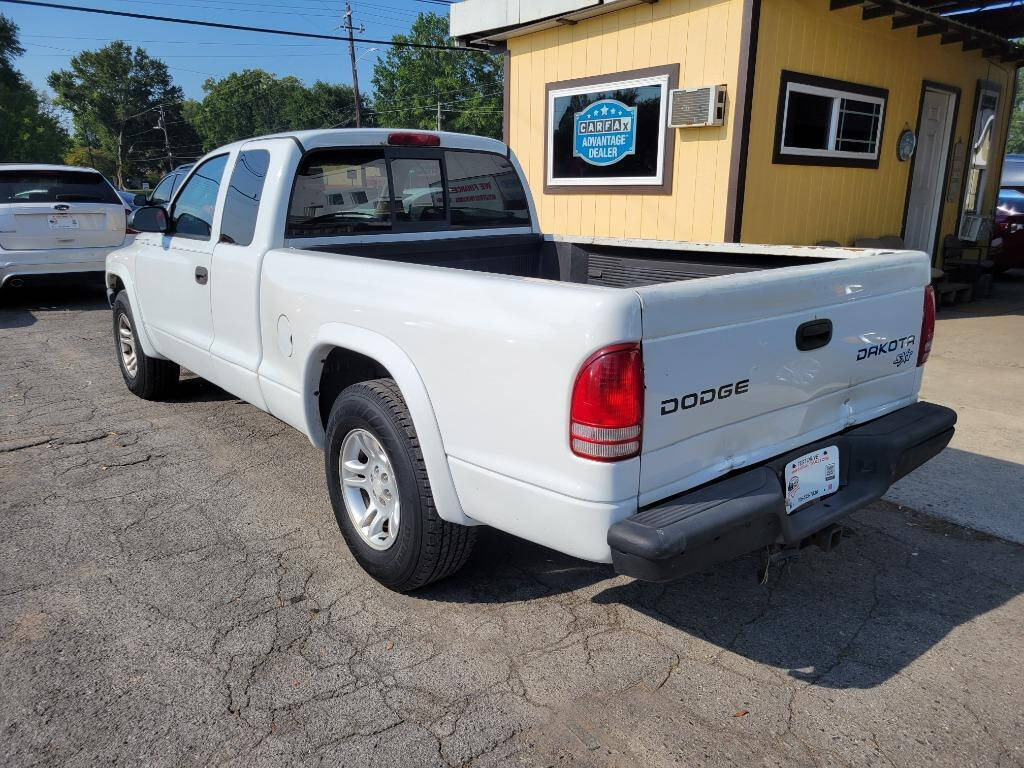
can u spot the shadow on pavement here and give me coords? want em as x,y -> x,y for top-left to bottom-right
420,504 -> 1023,691
165,374 -> 238,404
0,283 -> 108,328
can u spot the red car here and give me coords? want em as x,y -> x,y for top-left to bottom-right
992,155 -> 1024,272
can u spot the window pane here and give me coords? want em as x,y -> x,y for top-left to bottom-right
551,82 -> 664,180
835,98 -> 880,153
784,90 -> 833,150
391,158 -> 445,223
445,151 -> 530,227
287,150 -> 391,237
220,150 -> 270,247
0,169 -> 120,204
149,174 -> 176,205
172,155 -> 228,239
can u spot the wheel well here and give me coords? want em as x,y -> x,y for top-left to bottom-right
108,274 -> 125,293
317,347 -> 392,429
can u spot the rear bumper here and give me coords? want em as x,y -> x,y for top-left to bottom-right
608,401 -> 956,582
0,246 -> 118,287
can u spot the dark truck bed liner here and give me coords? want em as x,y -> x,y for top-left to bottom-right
305,234 -> 834,289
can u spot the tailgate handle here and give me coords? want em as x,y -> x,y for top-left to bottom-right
795,319 -> 832,351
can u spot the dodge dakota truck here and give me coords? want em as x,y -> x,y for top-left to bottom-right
106,129 -> 955,591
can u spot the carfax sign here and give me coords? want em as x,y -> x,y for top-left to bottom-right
573,99 -> 637,166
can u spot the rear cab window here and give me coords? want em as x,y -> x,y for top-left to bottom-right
0,169 -> 120,205
288,150 -> 391,237
286,147 -> 529,238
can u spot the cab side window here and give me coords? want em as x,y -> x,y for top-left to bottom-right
219,150 -> 270,246
172,155 -> 228,240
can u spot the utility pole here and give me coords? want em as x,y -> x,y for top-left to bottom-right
342,2 -> 363,127
157,104 -> 174,172
436,101 -> 442,131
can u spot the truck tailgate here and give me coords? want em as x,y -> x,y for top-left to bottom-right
637,250 -> 930,507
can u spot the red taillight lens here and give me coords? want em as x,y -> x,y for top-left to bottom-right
917,284 -> 936,366
570,343 -> 643,461
387,131 -> 441,147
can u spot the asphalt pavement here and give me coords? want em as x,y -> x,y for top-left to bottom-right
1,283 -> 1022,767
886,271 -> 1024,543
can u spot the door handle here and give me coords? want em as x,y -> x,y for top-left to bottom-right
795,319 -> 832,351
194,266 -> 208,285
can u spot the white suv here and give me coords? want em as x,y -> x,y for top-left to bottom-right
0,164 -> 127,289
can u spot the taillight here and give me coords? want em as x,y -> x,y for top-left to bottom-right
570,343 -> 643,461
917,284 -> 936,366
387,131 -> 441,147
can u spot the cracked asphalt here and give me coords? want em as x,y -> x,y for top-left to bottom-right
1,285 -> 1022,768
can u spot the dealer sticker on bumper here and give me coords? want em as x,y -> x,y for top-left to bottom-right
784,445 -> 839,514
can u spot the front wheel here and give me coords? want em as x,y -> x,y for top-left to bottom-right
112,291 -> 179,399
324,378 -> 476,591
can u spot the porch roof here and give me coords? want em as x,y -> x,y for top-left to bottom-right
450,0 -> 1024,63
829,0 -> 1024,63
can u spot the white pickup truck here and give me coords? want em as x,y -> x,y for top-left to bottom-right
107,128 -> 955,591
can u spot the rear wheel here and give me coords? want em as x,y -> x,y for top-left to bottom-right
112,291 -> 179,399
325,378 -> 476,591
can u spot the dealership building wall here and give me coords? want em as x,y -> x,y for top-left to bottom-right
452,0 -> 1019,259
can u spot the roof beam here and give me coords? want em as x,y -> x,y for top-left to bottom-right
828,0 -> 1024,61
862,4 -> 894,19
891,13 -> 920,28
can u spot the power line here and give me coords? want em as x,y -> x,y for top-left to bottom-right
0,1 -> 485,51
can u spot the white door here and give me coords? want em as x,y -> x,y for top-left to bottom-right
904,88 -> 956,255
136,154 -> 229,377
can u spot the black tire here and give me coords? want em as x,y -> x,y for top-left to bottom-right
112,291 -> 179,400
325,378 -> 476,592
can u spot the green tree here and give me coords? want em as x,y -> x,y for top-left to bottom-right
186,70 -> 370,151
1005,69 -> 1024,155
48,42 -> 191,186
0,14 -> 69,163
371,12 -> 503,138
63,144 -> 116,177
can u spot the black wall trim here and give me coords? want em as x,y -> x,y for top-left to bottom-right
899,81 -> 960,263
728,0 -> 761,243
772,70 -> 889,169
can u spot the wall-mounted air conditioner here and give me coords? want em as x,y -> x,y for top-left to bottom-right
668,85 -> 726,128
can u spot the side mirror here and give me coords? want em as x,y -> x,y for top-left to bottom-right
130,205 -> 169,234
133,193 -> 149,207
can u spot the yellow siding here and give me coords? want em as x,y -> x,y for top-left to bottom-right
507,0 -> 746,242
741,0 -> 1016,249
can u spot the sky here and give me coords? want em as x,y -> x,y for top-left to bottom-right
5,0 -> 453,100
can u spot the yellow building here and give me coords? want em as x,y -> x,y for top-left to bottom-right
450,0 -> 1021,261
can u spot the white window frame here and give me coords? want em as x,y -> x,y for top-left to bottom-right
546,74 -> 670,187
778,80 -> 886,162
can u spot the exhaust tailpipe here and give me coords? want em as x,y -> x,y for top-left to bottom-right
811,524 -> 843,553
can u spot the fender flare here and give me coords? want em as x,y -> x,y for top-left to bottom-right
105,262 -> 162,358
304,323 -> 472,526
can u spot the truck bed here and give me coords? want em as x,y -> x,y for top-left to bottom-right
303,234 -> 837,289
